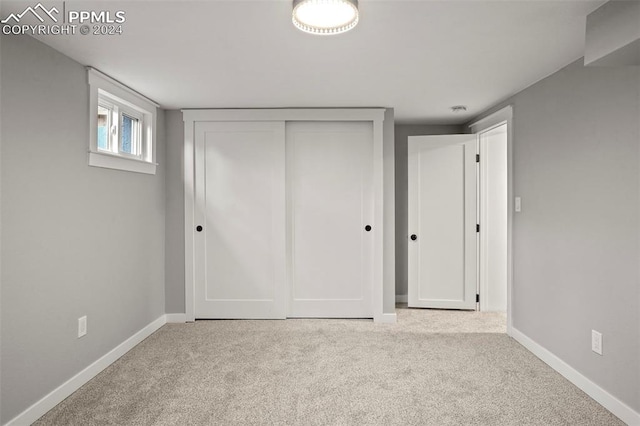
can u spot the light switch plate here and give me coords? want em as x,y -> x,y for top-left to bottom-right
591,330 -> 602,355
515,197 -> 521,212
78,316 -> 87,338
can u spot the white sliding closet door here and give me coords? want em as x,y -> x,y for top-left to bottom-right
194,121 -> 286,319
286,121 -> 374,318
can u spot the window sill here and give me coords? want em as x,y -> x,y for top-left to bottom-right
89,151 -> 157,175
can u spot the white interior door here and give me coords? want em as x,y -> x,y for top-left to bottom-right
479,124 -> 508,312
408,134 -> 477,310
194,121 -> 286,319
286,121 -> 374,318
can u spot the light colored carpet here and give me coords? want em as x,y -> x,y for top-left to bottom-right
35,307 -> 622,425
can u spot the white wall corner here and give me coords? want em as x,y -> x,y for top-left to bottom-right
5,316 -> 167,426
510,327 -> 640,426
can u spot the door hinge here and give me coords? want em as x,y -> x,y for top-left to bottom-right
476,224 -> 480,232
476,294 -> 480,303
476,154 -> 480,163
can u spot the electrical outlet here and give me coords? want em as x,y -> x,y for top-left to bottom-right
78,316 -> 87,338
591,330 -> 602,355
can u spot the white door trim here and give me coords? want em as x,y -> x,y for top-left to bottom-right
469,105 -> 514,335
182,108 -> 386,323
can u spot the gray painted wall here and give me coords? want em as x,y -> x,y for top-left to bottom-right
0,35 -> 166,423
469,59 -> 640,412
394,124 -> 463,298
164,110 -> 185,314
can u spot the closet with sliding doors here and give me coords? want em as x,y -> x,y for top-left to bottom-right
183,109 -> 385,321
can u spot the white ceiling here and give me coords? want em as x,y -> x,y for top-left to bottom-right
3,0 -> 606,123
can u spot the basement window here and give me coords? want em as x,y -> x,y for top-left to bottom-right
88,68 -> 157,174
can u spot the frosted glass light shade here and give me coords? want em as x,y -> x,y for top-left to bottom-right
292,0 -> 359,35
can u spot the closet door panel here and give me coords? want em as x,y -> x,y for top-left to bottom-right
194,121 -> 286,319
287,121 -> 374,318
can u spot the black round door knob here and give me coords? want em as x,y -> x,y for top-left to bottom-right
410,234 -> 417,241
196,225 -> 203,232
365,225 -> 372,232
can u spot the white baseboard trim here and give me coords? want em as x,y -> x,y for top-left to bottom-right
6,315 -> 167,426
165,313 -> 187,323
375,313 -> 398,324
395,294 -> 408,303
510,327 -> 640,426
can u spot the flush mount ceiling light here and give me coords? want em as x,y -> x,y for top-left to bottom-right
292,0 -> 359,35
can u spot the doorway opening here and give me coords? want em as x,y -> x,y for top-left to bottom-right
404,106 -> 513,334
470,106 -> 513,334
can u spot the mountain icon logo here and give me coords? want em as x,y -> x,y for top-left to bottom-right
1,3 -> 59,24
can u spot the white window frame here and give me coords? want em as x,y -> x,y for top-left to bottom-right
97,96 -> 144,160
88,67 -> 158,174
